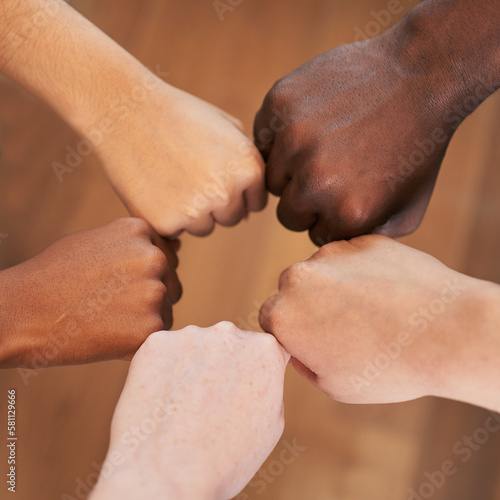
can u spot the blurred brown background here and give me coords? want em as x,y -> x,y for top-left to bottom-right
1,0 -> 499,499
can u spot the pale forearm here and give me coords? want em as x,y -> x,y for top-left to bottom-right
90,473 -> 187,500
89,458 -> 219,500
438,280 -> 500,413
0,0 -> 157,135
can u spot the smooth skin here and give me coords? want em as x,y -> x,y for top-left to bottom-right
0,218 -> 181,368
90,322 -> 290,500
254,0 -> 500,245
260,236 -> 500,412
0,0 -> 267,237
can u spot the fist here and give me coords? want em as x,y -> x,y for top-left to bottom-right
2,218 -> 181,368
92,322 -> 289,500
99,82 -> 267,238
254,38 -> 455,245
260,236 -> 474,404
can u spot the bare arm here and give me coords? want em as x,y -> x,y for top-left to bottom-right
0,0 -> 266,237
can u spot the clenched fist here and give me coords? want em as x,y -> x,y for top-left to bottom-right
90,322 -> 289,500
254,0 -> 499,245
99,85 -> 267,237
0,218 -> 181,368
260,236 -> 500,411
0,0 -> 267,239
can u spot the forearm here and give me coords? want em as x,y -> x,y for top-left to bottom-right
0,0 -> 160,136
0,266 -> 32,367
90,463 -> 219,500
438,279 -> 500,413
384,0 -> 499,126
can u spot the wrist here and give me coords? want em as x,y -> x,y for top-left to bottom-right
382,0 -> 499,131
436,278 -> 500,411
90,465 -> 218,500
0,0 -> 166,141
0,267 -> 30,367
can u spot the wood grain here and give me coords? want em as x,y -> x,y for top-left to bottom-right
0,1 -> 498,499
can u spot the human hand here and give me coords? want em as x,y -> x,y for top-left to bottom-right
259,235 -> 498,406
97,82 -> 267,237
254,2 -> 498,245
0,0 -> 266,239
90,322 -> 289,500
0,218 -> 181,368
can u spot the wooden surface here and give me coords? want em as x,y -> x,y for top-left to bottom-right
0,1 -> 499,499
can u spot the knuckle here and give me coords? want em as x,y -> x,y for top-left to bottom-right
145,246 -> 168,275
138,328 -> 163,353
258,332 -> 280,352
260,298 -> 285,335
146,281 -> 168,307
280,262 -> 307,288
338,197 -> 377,235
266,78 -> 291,109
147,314 -> 166,335
214,320 -> 237,333
124,217 -> 151,234
233,117 -> 245,130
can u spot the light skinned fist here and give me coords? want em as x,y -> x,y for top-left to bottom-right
260,235 -> 500,410
99,84 -> 267,238
90,322 -> 290,500
0,218 -> 181,368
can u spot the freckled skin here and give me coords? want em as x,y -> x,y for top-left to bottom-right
0,218 -> 181,367
254,0 -> 500,245
260,235 -> 500,412
90,323 -> 290,500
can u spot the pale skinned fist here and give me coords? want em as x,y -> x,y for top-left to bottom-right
91,322 -> 290,500
99,83 -> 267,238
260,235 -> 485,405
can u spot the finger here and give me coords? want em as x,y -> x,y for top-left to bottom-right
168,238 -> 182,253
220,109 -> 246,133
265,144 -> 291,196
253,106 -> 275,160
243,170 -> 268,213
163,266 -> 183,305
161,298 -> 174,330
259,294 -> 280,333
308,216 -> 344,247
373,179 -> 436,238
150,232 -> 179,269
212,193 -> 247,227
184,213 -> 216,237
290,357 -> 318,385
276,179 -> 319,232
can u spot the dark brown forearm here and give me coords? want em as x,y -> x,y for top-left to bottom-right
383,0 -> 499,128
